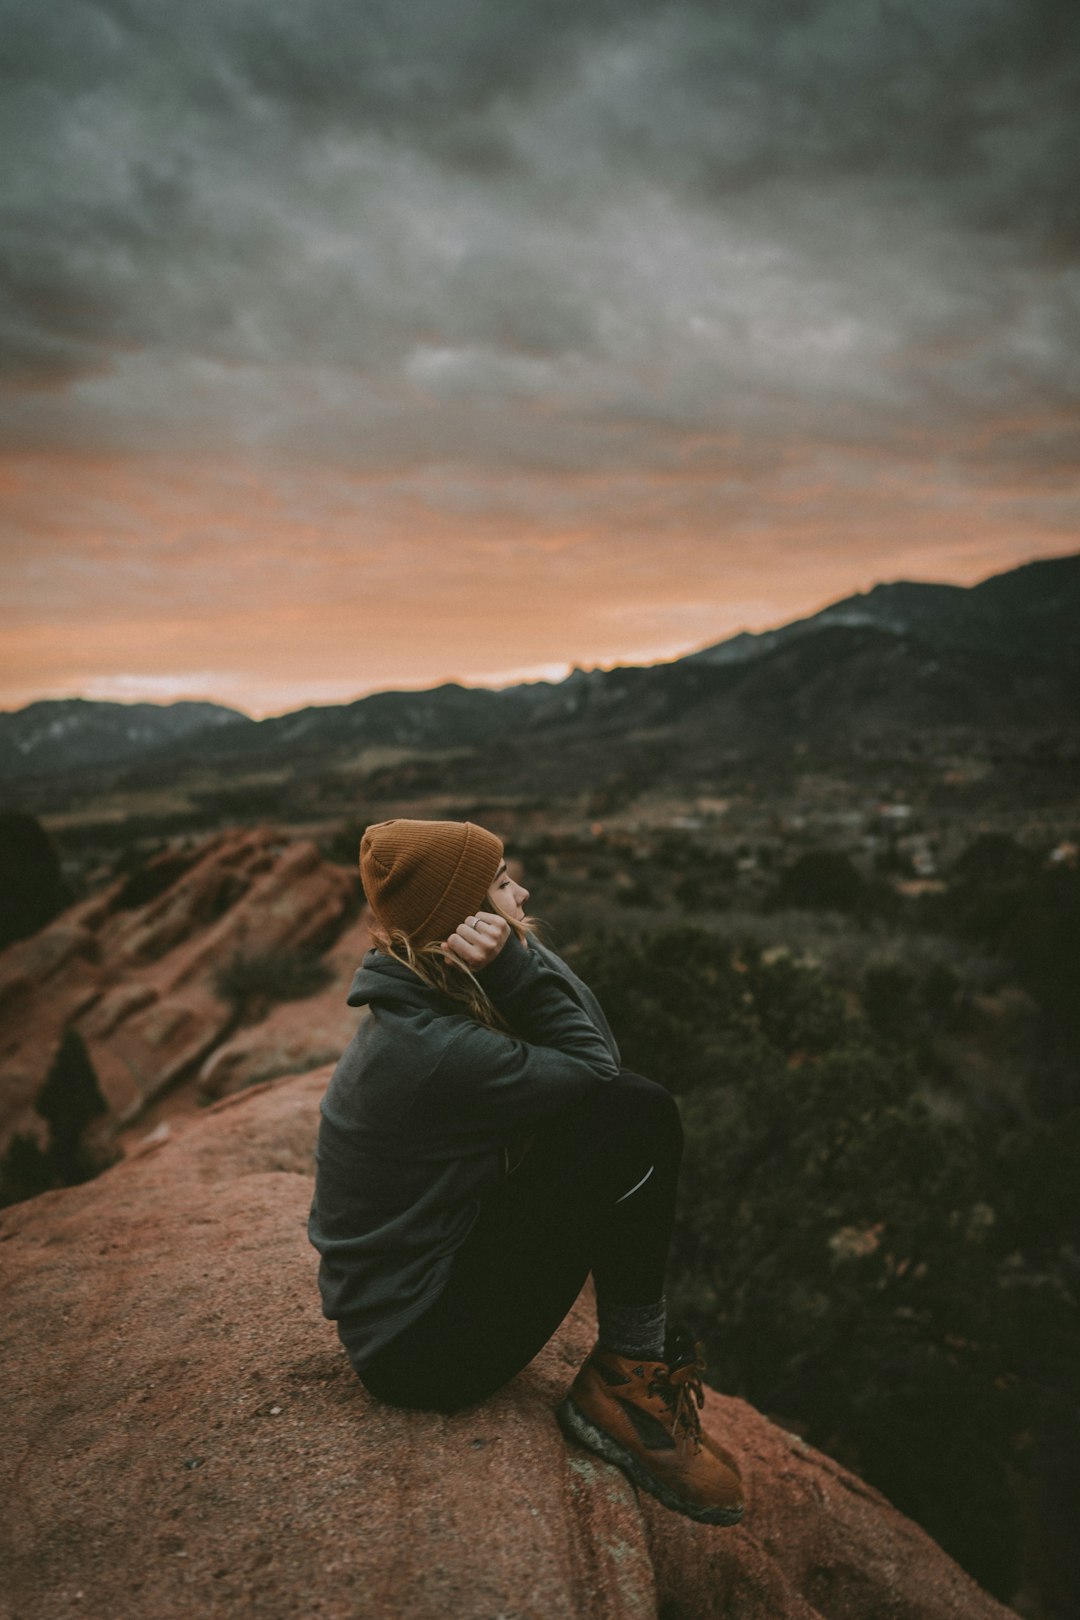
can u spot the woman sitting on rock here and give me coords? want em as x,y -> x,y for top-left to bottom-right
307,817 -> 744,1526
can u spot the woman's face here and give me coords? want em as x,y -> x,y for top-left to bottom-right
489,859 -> 530,922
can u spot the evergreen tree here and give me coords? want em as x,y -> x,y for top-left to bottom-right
0,1133 -> 53,1208
0,809 -> 71,949
35,1028 -> 108,1184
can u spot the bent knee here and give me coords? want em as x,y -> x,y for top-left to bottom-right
609,1068 -> 684,1153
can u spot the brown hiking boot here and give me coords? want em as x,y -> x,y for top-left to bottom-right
555,1335 -> 745,1526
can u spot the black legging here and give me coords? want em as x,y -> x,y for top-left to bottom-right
357,1068 -> 683,1413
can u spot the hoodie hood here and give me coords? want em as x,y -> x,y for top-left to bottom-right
346,948 -> 434,1011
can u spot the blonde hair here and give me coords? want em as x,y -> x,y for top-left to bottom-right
370,889 -> 540,1033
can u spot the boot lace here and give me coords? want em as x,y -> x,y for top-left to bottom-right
647,1337 -> 707,1453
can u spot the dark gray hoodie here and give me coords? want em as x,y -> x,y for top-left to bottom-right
307,931 -> 621,1367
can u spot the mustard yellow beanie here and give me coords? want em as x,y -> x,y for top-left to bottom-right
359,818 -> 504,947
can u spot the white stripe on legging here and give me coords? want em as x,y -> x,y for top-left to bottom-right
614,1164 -> 655,1204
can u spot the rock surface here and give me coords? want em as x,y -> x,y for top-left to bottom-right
194,906 -> 372,1104
1,1067 -> 1014,1620
0,828 -> 366,1158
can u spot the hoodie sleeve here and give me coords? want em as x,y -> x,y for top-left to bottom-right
425,932 -> 620,1132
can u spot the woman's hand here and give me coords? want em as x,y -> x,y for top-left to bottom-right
442,910 -> 510,970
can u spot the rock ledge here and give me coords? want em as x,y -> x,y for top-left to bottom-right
0,1068 -> 1012,1620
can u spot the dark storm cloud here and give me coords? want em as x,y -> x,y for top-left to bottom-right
2,0 -> 1079,481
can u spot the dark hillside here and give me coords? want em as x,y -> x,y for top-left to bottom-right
3,554 -> 1077,798
688,552 -> 1080,670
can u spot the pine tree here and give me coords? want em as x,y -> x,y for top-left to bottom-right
35,1028 -> 108,1184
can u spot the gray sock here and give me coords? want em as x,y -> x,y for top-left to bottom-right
595,1295 -> 667,1361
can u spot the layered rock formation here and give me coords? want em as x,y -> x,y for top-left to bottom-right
0,827 -> 368,1161
0,1067 -> 1013,1620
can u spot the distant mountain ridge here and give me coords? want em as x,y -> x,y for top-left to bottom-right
0,699 -> 249,779
2,552 -> 1077,781
685,552 -> 1080,666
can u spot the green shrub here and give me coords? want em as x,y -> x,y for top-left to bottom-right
568,919 -> 1080,1601
213,948 -> 334,1011
0,1028 -> 112,1208
566,925 -> 850,1094
668,1034 -> 1032,1596
615,878 -> 654,908
0,1133 -> 53,1208
925,836 -> 1080,1040
767,848 -> 898,921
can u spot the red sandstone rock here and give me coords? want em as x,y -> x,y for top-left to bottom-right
0,1068 -> 1014,1620
0,828 -> 362,1157
196,912 -> 369,1101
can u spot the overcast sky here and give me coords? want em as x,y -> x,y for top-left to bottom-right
2,0 -> 1078,715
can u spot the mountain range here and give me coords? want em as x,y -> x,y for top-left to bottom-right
3,551 -> 1078,784
0,699 -> 247,781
